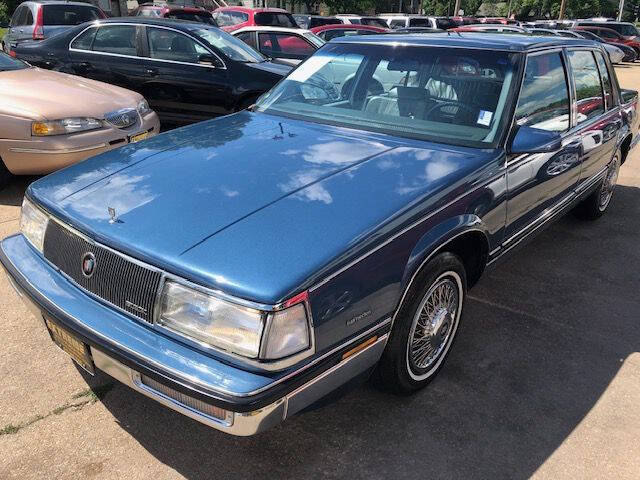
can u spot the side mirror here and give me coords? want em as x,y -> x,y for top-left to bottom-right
508,125 -> 563,154
198,53 -> 223,68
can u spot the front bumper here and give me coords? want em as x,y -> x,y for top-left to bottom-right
0,234 -> 388,435
0,113 -> 160,175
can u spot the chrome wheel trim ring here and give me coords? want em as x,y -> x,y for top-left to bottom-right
405,271 -> 463,381
599,156 -> 620,212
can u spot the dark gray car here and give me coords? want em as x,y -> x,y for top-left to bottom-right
2,1 -> 105,53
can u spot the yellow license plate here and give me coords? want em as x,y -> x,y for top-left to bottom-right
129,132 -> 149,143
45,317 -> 94,374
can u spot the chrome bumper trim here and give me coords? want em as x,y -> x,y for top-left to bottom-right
91,334 -> 387,436
9,143 -> 108,154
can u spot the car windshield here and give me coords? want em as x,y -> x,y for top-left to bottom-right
192,27 -> 265,62
303,32 -> 325,48
0,52 -> 28,71
42,5 -> 104,26
254,12 -> 298,28
256,43 -> 519,148
614,23 -> 639,36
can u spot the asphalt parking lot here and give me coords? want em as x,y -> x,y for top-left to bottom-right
1,65 -> 639,480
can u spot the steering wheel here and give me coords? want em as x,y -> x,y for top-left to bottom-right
424,101 -> 477,120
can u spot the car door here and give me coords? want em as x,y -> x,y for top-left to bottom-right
140,25 -> 231,125
566,49 -> 621,192
504,50 -> 582,242
68,24 -> 146,91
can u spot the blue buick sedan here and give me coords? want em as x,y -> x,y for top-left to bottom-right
1,34 -> 638,435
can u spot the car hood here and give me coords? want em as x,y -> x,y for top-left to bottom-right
29,112 -> 497,303
0,68 -> 142,121
245,60 -> 292,76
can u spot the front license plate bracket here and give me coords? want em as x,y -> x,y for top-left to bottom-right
44,316 -> 95,375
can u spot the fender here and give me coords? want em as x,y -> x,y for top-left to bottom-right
397,215 -> 490,311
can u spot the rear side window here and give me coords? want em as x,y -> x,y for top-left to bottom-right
70,27 -> 97,50
254,12 -> 297,28
389,19 -> 405,28
594,51 -> 615,109
24,7 -> 34,26
568,50 -> 605,124
409,18 -> 430,27
43,5 -> 104,26
92,25 -> 137,56
515,52 -> 570,132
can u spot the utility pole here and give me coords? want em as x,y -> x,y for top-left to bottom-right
558,0 -> 567,19
453,0 -> 461,16
617,0 -> 625,21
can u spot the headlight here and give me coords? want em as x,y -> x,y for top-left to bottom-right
158,281 -> 312,361
32,117 -> 102,136
159,281 -> 265,358
20,197 -> 49,252
137,99 -> 152,116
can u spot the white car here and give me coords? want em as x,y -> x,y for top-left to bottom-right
231,26 -> 324,67
379,14 -> 456,30
334,15 -> 389,28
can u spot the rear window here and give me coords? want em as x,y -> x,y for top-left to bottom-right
43,5 -> 104,26
167,11 -> 216,25
254,12 -> 297,28
408,18 -> 430,27
309,17 -> 343,28
435,18 -> 456,29
360,17 -> 388,28
213,11 -> 248,27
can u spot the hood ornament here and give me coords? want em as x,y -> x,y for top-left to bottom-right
108,207 -> 122,224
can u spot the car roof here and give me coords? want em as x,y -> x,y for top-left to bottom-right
214,6 -> 288,13
25,0 -> 99,5
89,17 -> 211,30
332,32 -> 597,51
233,26 -> 311,34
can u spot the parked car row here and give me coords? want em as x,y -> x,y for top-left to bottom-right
1,32 -> 637,438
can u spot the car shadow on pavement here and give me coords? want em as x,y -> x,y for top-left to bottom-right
43,183 -> 640,479
0,176 -> 38,206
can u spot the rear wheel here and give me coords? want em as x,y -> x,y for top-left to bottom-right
574,154 -> 620,220
373,252 -> 466,394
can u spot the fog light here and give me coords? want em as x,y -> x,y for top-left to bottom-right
139,374 -> 233,425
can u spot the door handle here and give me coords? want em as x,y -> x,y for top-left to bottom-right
145,68 -> 158,76
78,62 -> 91,68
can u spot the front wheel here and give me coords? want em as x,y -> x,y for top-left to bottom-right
373,252 -> 466,394
574,154 -> 620,220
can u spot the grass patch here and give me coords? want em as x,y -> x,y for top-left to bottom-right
0,383 -> 115,436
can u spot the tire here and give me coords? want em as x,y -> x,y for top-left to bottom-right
574,153 -> 620,221
373,252 -> 467,394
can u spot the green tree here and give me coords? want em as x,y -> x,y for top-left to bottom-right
422,0 -> 452,16
324,0 -> 376,14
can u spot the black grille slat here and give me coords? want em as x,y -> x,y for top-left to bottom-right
43,221 -> 161,323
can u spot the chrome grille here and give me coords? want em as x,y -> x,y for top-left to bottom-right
104,108 -> 138,129
43,221 -> 161,323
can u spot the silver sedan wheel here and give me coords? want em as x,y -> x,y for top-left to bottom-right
599,155 -> 620,212
406,271 -> 463,381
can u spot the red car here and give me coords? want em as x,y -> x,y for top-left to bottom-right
212,7 -> 299,32
310,24 -> 388,41
134,3 -> 217,25
574,26 -> 640,56
479,17 -> 519,25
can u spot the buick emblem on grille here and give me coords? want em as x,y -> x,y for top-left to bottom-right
81,252 -> 96,278
104,108 -> 138,129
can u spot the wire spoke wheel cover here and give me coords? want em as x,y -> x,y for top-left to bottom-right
599,155 -> 620,212
406,271 -> 463,380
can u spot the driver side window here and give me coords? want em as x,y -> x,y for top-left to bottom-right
515,52 -> 570,132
